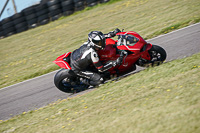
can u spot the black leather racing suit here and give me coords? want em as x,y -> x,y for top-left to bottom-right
70,33 -> 116,86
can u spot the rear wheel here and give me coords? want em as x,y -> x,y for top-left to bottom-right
54,69 -> 89,93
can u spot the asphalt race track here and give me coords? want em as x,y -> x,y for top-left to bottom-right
0,23 -> 200,120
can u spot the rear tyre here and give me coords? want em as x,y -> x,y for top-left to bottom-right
54,69 -> 89,93
54,69 -> 74,93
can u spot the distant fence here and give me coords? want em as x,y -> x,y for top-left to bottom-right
0,0 -> 110,39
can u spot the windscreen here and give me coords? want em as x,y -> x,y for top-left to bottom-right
117,34 -> 139,46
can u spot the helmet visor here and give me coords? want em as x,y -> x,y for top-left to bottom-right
93,38 -> 106,49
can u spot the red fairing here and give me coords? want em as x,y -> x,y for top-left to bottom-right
98,45 -> 117,60
140,43 -> 152,60
53,52 -> 72,69
146,43 -> 153,51
98,31 -> 152,74
98,38 -> 117,60
106,38 -> 116,45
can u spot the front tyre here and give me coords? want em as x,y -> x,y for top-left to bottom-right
148,45 -> 167,65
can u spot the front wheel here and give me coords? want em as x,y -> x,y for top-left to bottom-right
148,45 -> 167,65
136,45 -> 167,67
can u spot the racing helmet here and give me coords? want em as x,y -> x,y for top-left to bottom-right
88,31 -> 106,50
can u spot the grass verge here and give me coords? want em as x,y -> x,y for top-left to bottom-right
0,52 -> 200,133
0,0 -> 200,88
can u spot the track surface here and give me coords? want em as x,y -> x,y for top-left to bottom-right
0,23 -> 200,120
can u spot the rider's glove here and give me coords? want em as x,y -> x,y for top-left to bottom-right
113,28 -> 121,34
109,28 -> 121,37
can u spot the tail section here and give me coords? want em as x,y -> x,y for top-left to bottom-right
53,52 -> 72,69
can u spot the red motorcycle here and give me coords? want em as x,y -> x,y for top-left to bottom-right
53,30 -> 167,93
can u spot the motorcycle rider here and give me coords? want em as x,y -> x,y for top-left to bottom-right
70,28 -> 124,86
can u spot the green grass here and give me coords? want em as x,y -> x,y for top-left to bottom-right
0,52 -> 200,133
0,0 -> 200,88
